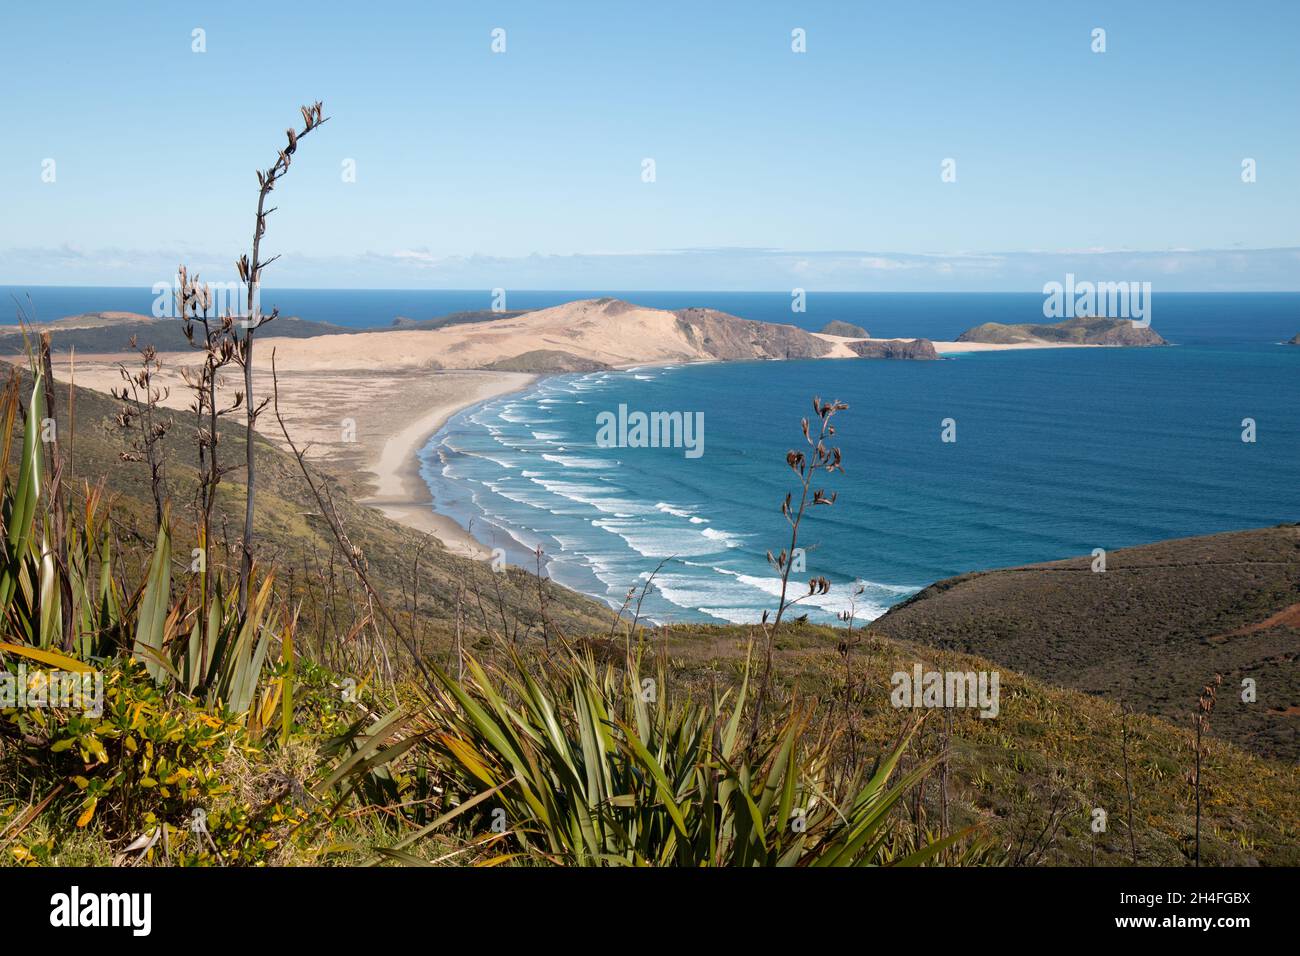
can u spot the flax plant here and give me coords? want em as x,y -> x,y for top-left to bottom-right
378,643 -> 964,867
752,396 -> 847,745
111,338 -> 171,532
0,365 -> 285,720
178,266 -> 244,688
233,102 -> 329,620
1190,674 -> 1221,867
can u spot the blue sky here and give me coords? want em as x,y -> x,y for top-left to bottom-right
1,0 -> 1298,289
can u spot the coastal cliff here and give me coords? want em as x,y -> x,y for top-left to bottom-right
847,337 -> 938,360
671,306 -> 834,360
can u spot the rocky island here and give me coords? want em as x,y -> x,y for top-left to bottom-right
819,320 -> 870,338
957,315 -> 1168,346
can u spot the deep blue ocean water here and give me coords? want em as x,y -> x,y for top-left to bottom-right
426,339 -> 1300,625
8,287 -> 1297,623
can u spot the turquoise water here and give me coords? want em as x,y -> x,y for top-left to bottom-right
424,342 -> 1300,624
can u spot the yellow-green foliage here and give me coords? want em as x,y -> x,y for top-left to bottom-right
3,659 -> 326,866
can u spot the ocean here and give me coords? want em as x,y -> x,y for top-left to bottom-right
424,341 -> 1299,625
8,286 -> 1298,624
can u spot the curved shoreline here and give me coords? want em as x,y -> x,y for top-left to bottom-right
357,371 -> 537,559
406,362 -> 924,626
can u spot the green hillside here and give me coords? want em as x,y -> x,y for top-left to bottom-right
873,528 -> 1300,761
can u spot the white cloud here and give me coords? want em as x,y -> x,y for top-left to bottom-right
3,244 -> 1299,291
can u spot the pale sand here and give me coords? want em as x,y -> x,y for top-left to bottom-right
355,370 -> 535,559
811,332 -> 1100,356
53,353 -> 533,560
249,300 -> 695,371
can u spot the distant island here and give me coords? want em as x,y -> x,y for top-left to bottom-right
957,315 -> 1167,347
819,319 -> 870,338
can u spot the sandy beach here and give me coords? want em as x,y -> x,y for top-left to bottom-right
813,333 -> 1101,357
352,369 -> 535,559
54,352 -> 533,559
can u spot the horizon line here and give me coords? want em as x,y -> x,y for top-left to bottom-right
4,284 -> 1300,296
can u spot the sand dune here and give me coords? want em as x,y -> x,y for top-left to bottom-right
253,297 -> 836,372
